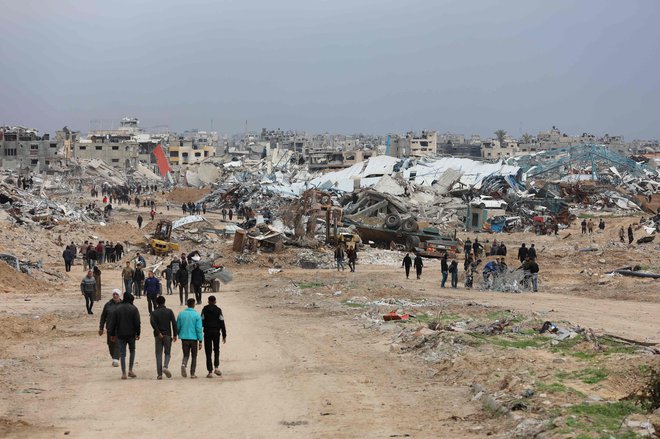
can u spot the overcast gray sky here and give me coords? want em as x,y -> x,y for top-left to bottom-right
1,0 -> 659,139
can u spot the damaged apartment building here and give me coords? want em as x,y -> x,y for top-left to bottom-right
386,131 -> 483,160
169,129 -> 218,166
72,117 -> 167,170
0,126 -> 66,172
228,129 -> 383,170
1,117 -> 182,175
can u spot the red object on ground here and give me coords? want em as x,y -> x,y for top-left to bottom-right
383,311 -> 410,321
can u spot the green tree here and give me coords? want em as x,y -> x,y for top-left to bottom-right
521,133 -> 534,144
495,129 -> 507,145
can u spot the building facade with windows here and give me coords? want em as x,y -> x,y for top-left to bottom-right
0,126 -> 62,172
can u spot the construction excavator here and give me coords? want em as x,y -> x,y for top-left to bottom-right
149,220 -> 180,255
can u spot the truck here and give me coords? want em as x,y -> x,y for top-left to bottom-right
353,223 -> 457,252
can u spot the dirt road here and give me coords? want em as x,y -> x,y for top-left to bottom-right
2,267 -> 482,439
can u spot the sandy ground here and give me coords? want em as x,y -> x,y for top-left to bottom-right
1,190 -> 658,438
0,266 -> 484,439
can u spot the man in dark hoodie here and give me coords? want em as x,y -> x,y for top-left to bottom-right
401,253 -> 412,279
108,293 -> 141,380
98,289 -> 122,367
449,260 -> 459,288
63,246 -> 74,272
201,296 -> 227,378
413,253 -> 424,280
150,296 -> 178,380
86,245 -> 98,270
190,263 -> 206,305
518,243 -> 528,263
132,264 -> 145,299
177,264 -> 189,306
527,243 -> 537,260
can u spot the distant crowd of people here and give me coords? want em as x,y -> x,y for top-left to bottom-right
182,202 -> 207,215
16,175 -> 34,190
397,237 -> 541,293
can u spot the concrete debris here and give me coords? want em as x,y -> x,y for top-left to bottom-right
151,149 -> 660,257
0,181 -> 106,228
172,215 -> 209,229
621,414 -> 657,437
0,253 -> 43,274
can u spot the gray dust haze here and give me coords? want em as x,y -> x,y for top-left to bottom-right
1,0 -> 659,138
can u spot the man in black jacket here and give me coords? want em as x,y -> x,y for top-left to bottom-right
527,243 -> 537,260
62,246 -> 74,272
108,293 -> 141,380
86,246 -> 98,270
132,264 -> 145,299
413,253 -> 424,280
98,289 -> 122,367
177,265 -> 189,306
528,258 -> 540,293
401,254 -> 412,279
201,296 -> 227,378
517,243 -> 528,263
150,296 -> 178,380
190,264 -> 206,305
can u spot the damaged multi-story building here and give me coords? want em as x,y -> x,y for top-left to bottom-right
72,117 -> 168,170
0,126 -> 64,172
169,129 -> 218,166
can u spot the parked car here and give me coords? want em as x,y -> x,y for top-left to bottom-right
471,196 -> 508,209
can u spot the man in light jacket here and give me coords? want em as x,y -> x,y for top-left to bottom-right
177,298 -> 203,379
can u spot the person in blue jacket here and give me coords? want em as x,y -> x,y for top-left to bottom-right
177,298 -> 203,378
143,270 -> 162,314
482,260 -> 498,289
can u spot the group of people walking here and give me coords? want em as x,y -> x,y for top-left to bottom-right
98,291 -> 227,380
160,254 -> 207,305
401,252 -> 430,281
620,224 -> 635,244
400,239 -> 541,292
581,218 -> 606,234
64,240 -> 125,272
118,252 -> 207,307
183,202 -> 206,215
333,245 -> 358,272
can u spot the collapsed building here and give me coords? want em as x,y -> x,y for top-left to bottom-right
178,145 -> 657,256
2,134 -> 659,259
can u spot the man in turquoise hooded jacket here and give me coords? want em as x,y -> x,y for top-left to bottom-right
177,298 -> 203,378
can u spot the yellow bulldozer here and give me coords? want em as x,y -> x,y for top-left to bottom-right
150,220 -> 180,255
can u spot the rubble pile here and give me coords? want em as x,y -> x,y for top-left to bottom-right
0,181 -> 105,228
178,152 -> 660,258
